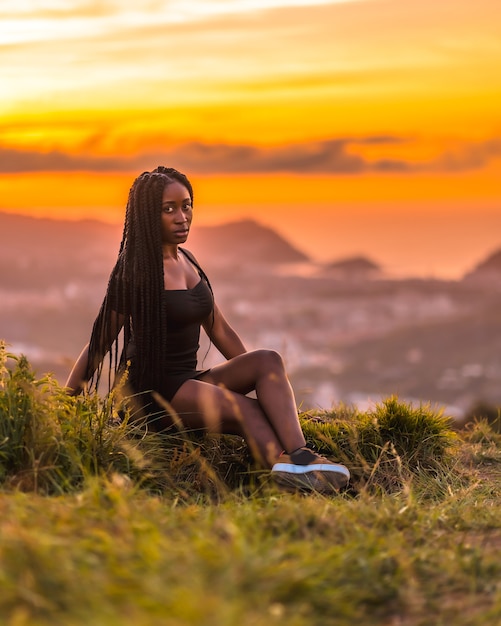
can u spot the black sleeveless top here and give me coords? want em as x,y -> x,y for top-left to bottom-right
161,278 -> 214,379
120,259 -> 214,406
125,278 -> 213,402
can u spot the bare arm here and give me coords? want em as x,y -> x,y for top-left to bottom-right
65,343 -> 91,396
203,303 -> 247,360
65,311 -> 124,395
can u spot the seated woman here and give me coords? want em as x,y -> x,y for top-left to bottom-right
65,166 -> 350,493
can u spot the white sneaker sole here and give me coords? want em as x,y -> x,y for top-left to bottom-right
271,462 -> 350,492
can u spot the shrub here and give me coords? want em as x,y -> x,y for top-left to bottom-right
300,396 -> 458,493
0,342 -> 165,493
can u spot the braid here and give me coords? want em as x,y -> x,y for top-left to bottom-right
87,166 -> 194,395
153,166 -> 193,203
128,172 -> 165,391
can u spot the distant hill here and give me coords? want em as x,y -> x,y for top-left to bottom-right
0,212 -> 309,286
318,255 -> 382,279
463,248 -> 501,285
188,219 -> 309,268
0,211 -> 121,257
0,213 -> 121,289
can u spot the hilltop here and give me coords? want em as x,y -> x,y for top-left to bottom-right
1,352 -> 501,626
318,255 -> 382,279
187,218 -> 309,269
463,247 -> 501,285
0,212 -> 308,279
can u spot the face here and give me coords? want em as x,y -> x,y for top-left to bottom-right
160,181 -> 193,245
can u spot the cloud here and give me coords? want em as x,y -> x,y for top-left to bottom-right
0,147 -> 124,172
171,140 -> 370,174
0,1 -> 125,20
0,0 -> 352,20
436,139 -> 501,172
0,138 -> 390,174
0,137 -> 500,175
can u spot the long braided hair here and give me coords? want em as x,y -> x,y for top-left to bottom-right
86,166 -> 199,395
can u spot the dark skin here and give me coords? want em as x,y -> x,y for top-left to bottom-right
66,181 -> 306,468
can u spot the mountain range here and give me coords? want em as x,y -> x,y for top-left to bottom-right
2,210 -> 500,280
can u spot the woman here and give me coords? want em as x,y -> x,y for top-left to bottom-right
66,166 -> 350,493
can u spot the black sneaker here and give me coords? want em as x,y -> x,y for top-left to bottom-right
271,447 -> 350,493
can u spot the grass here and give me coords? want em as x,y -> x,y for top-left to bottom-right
1,341 -> 501,625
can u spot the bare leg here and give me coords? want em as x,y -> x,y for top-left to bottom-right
167,378 -> 283,467
200,350 -> 306,453
165,349 -> 306,467
161,349 -> 351,491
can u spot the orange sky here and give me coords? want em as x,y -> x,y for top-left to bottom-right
1,0 -> 500,277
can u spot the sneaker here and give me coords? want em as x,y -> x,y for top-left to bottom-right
271,447 -> 350,493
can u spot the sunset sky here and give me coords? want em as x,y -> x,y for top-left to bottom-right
1,0 -> 500,277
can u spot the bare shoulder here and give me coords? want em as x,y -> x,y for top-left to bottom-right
180,247 -> 208,272
179,247 -> 199,263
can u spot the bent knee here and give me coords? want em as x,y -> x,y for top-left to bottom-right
251,348 -> 285,370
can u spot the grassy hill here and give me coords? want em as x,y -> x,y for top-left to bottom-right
1,344 -> 501,625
